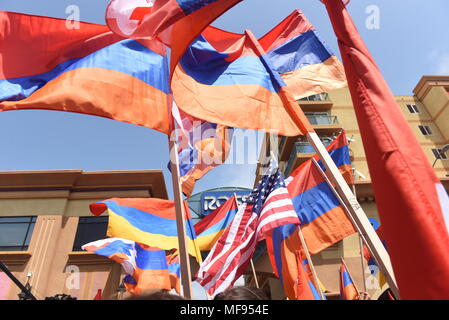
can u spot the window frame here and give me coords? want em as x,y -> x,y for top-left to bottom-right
0,216 -> 37,252
406,104 -> 420,114
432,148 -> 449,160
418,125 -> 433,136
72,216 -> 109,252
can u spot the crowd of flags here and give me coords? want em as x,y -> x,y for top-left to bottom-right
1,0 -> 449,300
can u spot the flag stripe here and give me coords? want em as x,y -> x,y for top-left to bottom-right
292,181 -> 341,225
0,40 -> 170,102
266,30 -> 333,74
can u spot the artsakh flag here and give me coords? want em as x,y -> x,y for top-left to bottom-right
82,238 -> 174,295
105,0 -> 243,73
0,11 -> 171,134
323,0 -> 449,299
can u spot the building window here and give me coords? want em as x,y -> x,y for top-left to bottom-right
72,216 -> 108,251
406,104 -> 420,114
418,125 -> 433,136
0,217 -> 36,251
432,148 -> 449,160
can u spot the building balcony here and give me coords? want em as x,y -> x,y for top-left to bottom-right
298,93 -> 333,112
279,115 -> 343,162
284,139 -> 333,177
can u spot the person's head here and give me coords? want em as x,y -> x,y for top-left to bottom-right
126,289 -> 186,300
213,286 -> 269,300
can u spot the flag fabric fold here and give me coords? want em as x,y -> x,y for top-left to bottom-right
0,11 -> 171,134
258,9 -> 347,100
323,0 -> 449,299
105,0 -> 243,73
196,167 -> 300,297
89,198 -> 202,261
172,25 -> 314,137
173,107 -> 234,197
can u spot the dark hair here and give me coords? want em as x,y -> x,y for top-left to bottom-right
213,286 -> 269,300
125,289 -> 186,300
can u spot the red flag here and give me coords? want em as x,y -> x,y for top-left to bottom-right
323,0 -> 449,299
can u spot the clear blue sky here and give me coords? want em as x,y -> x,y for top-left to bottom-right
1,0 -> 448,200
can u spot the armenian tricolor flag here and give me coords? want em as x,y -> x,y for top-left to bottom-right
194,195 -> 239,251
0,11 -> 171,134
339,263 -> 359,300
287,132 -> 356,254
259,9 -> 347,100
172,26 -> 313,137
172,9 -> 346,137
287,130 -> 353,185
89,198 -> 202,261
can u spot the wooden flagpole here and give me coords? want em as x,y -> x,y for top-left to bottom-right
351,182 -> 368,293
296,228 -> 325,300
233,194 -> 260,289
168,137 -> 193,299
164,34 -> 195,298
341,257 -> 361,295
243,29 -> 399,299
311,158 -> 391,297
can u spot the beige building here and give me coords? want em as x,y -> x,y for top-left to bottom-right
249,75 -> 449,299
0,170 -> 168,300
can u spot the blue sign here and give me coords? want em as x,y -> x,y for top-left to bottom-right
201,190 -> 250,216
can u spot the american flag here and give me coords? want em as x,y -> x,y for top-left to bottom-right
196,166 -> 300,296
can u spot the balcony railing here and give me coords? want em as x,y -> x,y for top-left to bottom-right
305,114 -> 339,125
284,138 -> 334,176
298,92 -> 330,102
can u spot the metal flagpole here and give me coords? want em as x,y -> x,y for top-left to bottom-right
233,194 -> 260,289
244,29 -> 399,299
